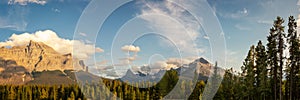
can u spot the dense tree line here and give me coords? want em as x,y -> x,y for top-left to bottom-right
0,69 -> 208,100
0,84 -> 85,100
81,69 -> 207,100
215,16 -> 300,100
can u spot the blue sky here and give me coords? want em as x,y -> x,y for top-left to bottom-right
210,0 -> 299,71
0,0 -> 299,76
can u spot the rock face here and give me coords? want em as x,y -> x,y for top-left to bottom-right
189,57 -> 212,76
0,40 -> 83,72
0,58 -> 32,84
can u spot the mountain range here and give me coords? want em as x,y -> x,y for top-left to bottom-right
120,57 -> 214,84
0,40 -> 216,85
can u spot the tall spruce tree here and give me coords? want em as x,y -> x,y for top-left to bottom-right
275,16 -> 285,100
255,40 -> 269,100
267,18 -> 280,100
241,45 -> 256,99
286,16 -> 299,100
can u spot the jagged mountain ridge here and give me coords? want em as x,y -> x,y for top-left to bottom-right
120,57 -> 213,83
120,69 -> 165,83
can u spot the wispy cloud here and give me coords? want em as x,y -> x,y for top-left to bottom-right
95,48 -> 104,53
218,8 -> 249,19
79,32 -> 87,37
8,0 -> 46,5
114,45 -> 141,67
0,6 -> 29,31
203,35 -> 210,40
138,0 -> 202,56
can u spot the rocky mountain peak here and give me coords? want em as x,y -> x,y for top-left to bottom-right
194,57 -> 209,64
26,40 -> 57,54
0,40 -> 84,72
28,40 -> 42,48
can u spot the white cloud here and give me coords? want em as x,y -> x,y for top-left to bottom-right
79,32 -> 87,37
0,30 -> 104,59
166,57 -> 194,65
138,0 -> 202,55
121,45 -> 141,52
95,48 -> 104,53
218,8 -> 249,19
203,35 -> 210,40
8,0 -> 46,5
138,61 -> 178,74
142,57 -> 198,73
165,63 -> 178,70
149,61 -> 179,72
108,45 -> 141,68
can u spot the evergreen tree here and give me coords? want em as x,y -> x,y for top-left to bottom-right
246,47 -> 254,98
286,16 -> 299,100
267,23 -> 279,100
275,16 -> 285,100
255,40 -> 269,99
221,68 -> 235,99
242,45 -> 256,99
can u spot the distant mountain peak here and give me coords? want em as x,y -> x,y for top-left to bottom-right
125,69 -> 135,76
194,57 -> 209,64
